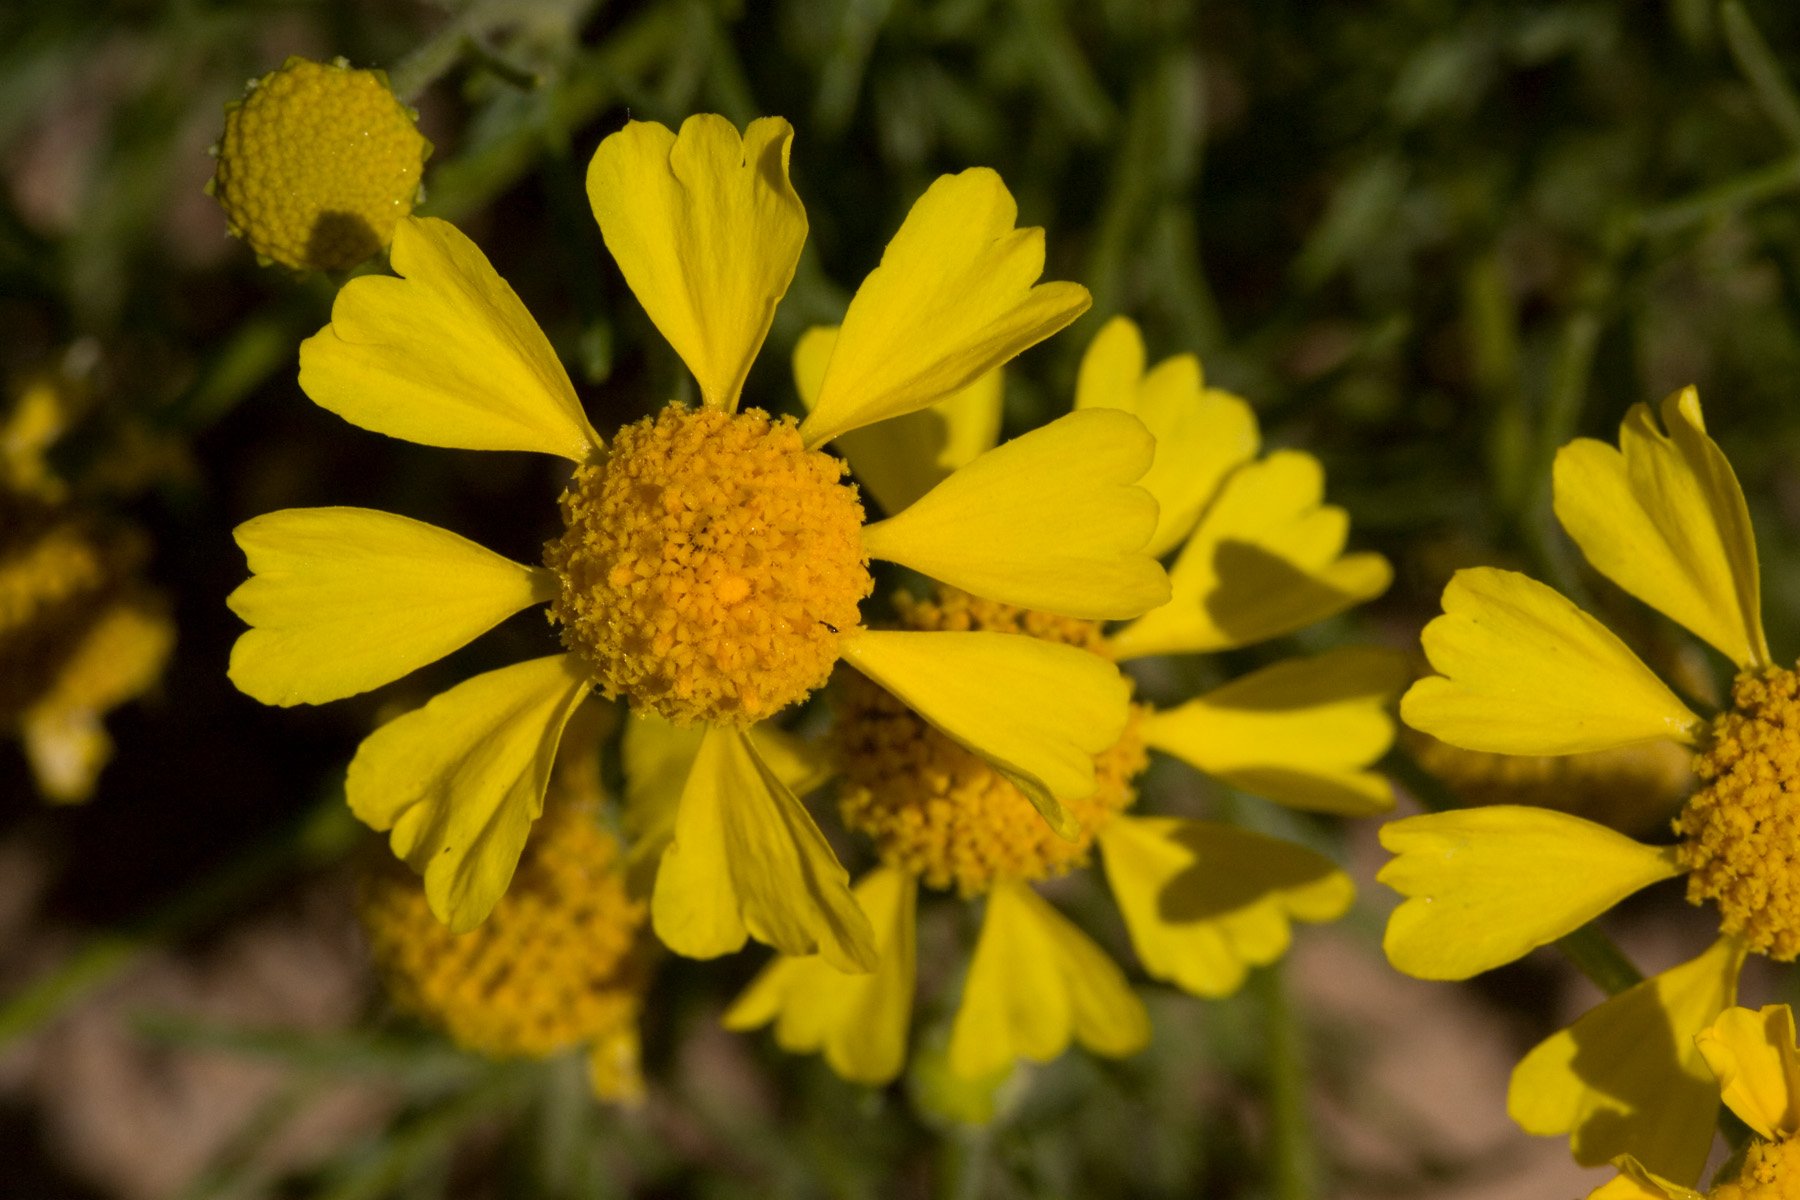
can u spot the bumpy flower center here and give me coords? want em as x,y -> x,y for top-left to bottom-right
835,589 -> 1146,897
358,797 -> 649,1073
1676,665 -> 1800,959
210,57 -> 427,271
1711,1136 -> 1800,1199
544,406 -> 870,727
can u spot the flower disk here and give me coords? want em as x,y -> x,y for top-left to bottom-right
358,799 -> 649,1076
1711,1136 -> 1800,1199
835,590 -> 1145,896
545,406 -> 870,727
211,57 -> 427,271
1677,665 -> 1800,960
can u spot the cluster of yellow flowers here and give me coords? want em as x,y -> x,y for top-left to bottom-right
211,57 -> 1800,1187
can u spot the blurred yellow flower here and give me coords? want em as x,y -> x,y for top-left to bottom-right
226,116 -> 1169,976
720,316 -> 1401,1088
209,56 -> 429,271
1586,1004 -> 1800,1199
1387,387 -> 1789,1182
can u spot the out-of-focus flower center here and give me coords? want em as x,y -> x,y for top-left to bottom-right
835,589 -> 1145,896
358,797 -> 649,1098
1676,665 -> 1800,960
1709,1136 -> 1800,1199
544,406 -> 870,727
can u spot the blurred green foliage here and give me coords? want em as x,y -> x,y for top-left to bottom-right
8,0 -> 1800,1196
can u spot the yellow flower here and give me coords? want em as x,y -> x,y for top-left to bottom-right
209,57 -> 429,271
719,316 -> 1401,1088
1386,387 -> 1789,1182
360,706 -> 651,1103
226,115 -> 1168,975
1585,1003 -> 1800,1199
1,376 -> 174,804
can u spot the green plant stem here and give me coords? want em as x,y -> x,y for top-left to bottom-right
1552,924 -> 1644,997
1257,962 -> 1318,1200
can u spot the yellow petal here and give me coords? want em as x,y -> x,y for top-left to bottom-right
1074,316 -> 1259,557
1588,1158 -> 1706,1200
651,725 -> 875,972
839,629 -> 1132,838
794,324 -> 1003,517
1141,647 -> 1406,815
1100,816 -> 1353,998
948,880 -> 1149,1079
587,115 -> 806,409
723,866 -> 917,1085
1378,806 -> 1684,980
798,169 -> 1090,447
1510,936 -> 1745,1185
1402,567 -> 1704,755
1554,388 -> 1768,670
1109,451 -> 1390,658
859,408 -> 1168,619
227,507 -> 555,707
298,217 -> 599,460
348,654 -> 591,933
1695,1004 -> 1800,1140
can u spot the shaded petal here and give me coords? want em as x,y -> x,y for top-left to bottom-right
798,169 -> 1090,447
1110,451 -> 1390,658
227,507 -> 555,707
651,725 -> 875,972
1510,936 -> 1745,1185
1142,647 -> 1406,815
1402,568 -> 1705,755
839,629 -> 1132,839
349,654 -> 591,933
1695,1004 -> 1800,1140
948,880 -> 1149,1079
298,217 -> 598,460
794,324 -> 1002,516
860,409 -> 1168,619
1100,816 -> 1353,998
1378,807 -> 1684,980
723,866 -> 917,1085
1554,388 -> 1768,669
1074,316 -> 1259,556
587,116 -> 806,409
1588,1158 -> 1706,1200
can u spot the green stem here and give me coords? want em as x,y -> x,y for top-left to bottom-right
1552,924 -> 1644,997
1635,153 -> 1800,236
1257,962 -> 1318,1200
937,1127 -> 990,1200
1380,747 -> 1462,813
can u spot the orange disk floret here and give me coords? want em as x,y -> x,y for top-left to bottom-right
358,798 -> 651,1097
835,589 -> 1145,897
210,57 -> 428,271
544,406 -> 870,727
1677,664 -> 1800,960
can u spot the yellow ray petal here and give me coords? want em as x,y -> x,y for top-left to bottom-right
798,169 -> 1090,447
1109,451 -> 1390,658
348,654 -> 591,933
839,629 -> 1132,839
949,880 -> 1149,1080
723,866 -> 918,1085
794,324 -> 1003,517
227,507 -> 556,707
1588,1158 -> 1706,1200
651,725 -> 875,972
859,409 -> 1168,619
1100,816 -> 1353,998
1510,936 -> 1745,1185
1695,1004 -> 1800,1141
298,217 -> 599,460
1379,807 -> 1684,980
587,115 -> 806,410
1074,317 -> 1260,557
1402,567 -> 1705,755
1141,647 -> 1406,815
1554,388 -> 1768,670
